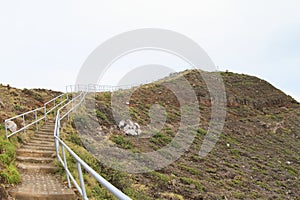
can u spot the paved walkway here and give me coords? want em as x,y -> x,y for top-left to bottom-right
10,120 -> 76,200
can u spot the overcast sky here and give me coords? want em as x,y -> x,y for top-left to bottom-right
0,0 -> 299,101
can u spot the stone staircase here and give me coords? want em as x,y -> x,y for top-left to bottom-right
10,120 -> 77,200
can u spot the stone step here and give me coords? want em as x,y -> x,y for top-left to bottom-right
29,139 -> 55,145
16,162 -> 58,173
40,125 -> 55,128
11,172 -> 76,200
34,133 -> 53,138
22,145 -> 55,151
41,123 -> 54,126
32,134 -> 54,139
38,130 -> 52,133
26,142 -> 54,148
17,149 -> 55,157
38,129 -> 54,133
35,132 -> 53,136
23,141 -> 54,148
29,135 -> 54,142
11,115 -> 78,199
14,192 -> 76,200
39,125 -> 54,129
30,135 -> 54,142
43,126 -> 55,129
16,156 -> 54,164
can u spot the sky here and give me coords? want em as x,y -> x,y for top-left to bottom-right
0,0 -> 299,101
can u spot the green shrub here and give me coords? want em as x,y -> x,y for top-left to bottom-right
111,135 -> 134,149
150,132 -> 171,146
0,164 -> 21,184
179,177 -> 205,192
0,139 -> 15,165
197,128 -> 207,136
67,132 -> 83,146
177,163 -> 202,175
150,171 -> 171,185
22,88 -> 33,95
0,124 -> 5,130
33,93 -> 44,102
95,110 -> 108,121
14,104 -> 25,111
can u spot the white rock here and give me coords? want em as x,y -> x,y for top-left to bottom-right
127,120 -> 134,127
226,143 -> 230,148
118,120 -> 126,128
134,123 -> 140,129
5,121 -> 17,132
126,129 -> 138,136
118,119 -> 141,136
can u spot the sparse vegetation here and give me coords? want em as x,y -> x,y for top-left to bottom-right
0,84 -> 62,196
111,135 -> 134,150
0,129 -> 21,185
179,177 -> 205,192
95,110 -> 108,121
0,164 -> 21,184
1,69 -> 300,199
58,124 -> 150,199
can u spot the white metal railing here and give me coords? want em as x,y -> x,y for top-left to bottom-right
86,83 -> 142,92
4,93 -> 68,139
66,83 -> 143,93
3,84 -> 134,199
54,85 -> 132,200
44,93 -> 68,121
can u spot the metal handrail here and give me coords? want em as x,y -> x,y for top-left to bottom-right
44,93 -> 65,106
5,107 -> 44,138
3,84 -> 133,199
4,92 -> 68,139
54,86 -> 132,200
87,84 -> 138,93
44,93 -> 68,121
54,136 -> 131,200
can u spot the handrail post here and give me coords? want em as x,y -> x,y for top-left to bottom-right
57,112 -> 61,138
54,100 -> 56,116
22,115 -> 26,135
44,105 -> 47,122
35,110 -> 38,130
62,146 -> 71,188
55,137 -> 59,161
5,121 -> 8,140
77,162 -> 88,200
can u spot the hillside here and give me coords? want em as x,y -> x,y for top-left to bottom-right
61,70 -> 300,199
0,84 -> 61,123
1,70 -> 299,199
0,84 -> 61,198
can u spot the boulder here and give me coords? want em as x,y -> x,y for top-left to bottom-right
5,120 -> 17,132
118,119 -> 141,136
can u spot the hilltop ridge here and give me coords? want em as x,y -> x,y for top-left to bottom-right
0,70 -> 299,199
65,69 -> 299,199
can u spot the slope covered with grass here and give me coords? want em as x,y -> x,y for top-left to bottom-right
0,84 -> 61,198
59,70 -> 299,199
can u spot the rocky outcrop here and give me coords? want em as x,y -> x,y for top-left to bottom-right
5,120 -> 17,132
118,119 -> 141,136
